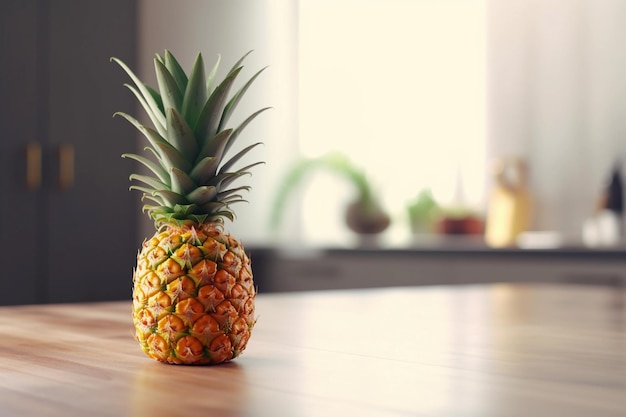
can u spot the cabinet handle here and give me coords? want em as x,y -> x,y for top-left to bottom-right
25,142 -> 42,190
58,143 -> 74,190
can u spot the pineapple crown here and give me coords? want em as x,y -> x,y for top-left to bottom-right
112,50 -> 269,228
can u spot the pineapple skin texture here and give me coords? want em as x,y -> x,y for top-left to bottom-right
132,223 -> 256,365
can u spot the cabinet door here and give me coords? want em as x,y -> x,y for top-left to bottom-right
0,0 -> 43,305
45,0 -> 139,303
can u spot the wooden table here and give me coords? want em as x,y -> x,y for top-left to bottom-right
1,283 -> 625,417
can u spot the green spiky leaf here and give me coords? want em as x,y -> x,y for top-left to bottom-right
166,108 -> 197,160
201,201 -> 229,213
189,156 -> 218,184
194,67 -> 242,141
164,50 -> 188,93
152,190 -> 187,206
228,50 -> 254,75
219,66 -> 268,131
154,142 -> 192,173
129,174 -> 168,191
206,54 -> 221,95
172,203 -> 200,215
155,59 -> 183,113
120,84 -> 166,137
224,107 -> 271,156
212,170 -> 251,189
141,195 -> 166,207
220,195 -> 246,204
219,142 -> 263,175
130,186 -> 166,206
195,129 -> 233,175
170,167 -> 197,195
121,153 -> 170,186
114,112 -> 169,156
187,185 -> 218,205
144,84 -> 165,114
217,186 -> 251,200
111,57 -> 166,130
182,53 -> 207,126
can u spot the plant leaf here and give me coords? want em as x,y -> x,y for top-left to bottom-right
115,113 -> 177,174
211,210 -> 235,222
141,194 -> 166,206
154,53 -> 165,66
228,50 -> 254,74
218,211 -> 235,222
234,161 -> 265,175
129,185 -> 164,205
201,201 -> 228,213
155,58 -> 183,113
217,185 -> 251,200
114,112 -> 169,151
206,54 -> 221,95
166,108 -> 198,160
121,153 -> 170,186
196,128 -> 232,167
189,156 -> 218,185
194,67 -> 242,142
141,204 -> 162,214
154,142 -> 192,173
111,57 -> 166,130
120,85 -> 166,136
223,107 -> 271,156
170,167 -> 197,195
216,162 -> 264,189
221,195 -> 244,204
218,66 -> 267,131
129,174 -> 168,191
187,185 -> 218,206
153,190 -> 187,206
173,203 -> 200,216
210,171 -> 249,189
182,53 -> 207,126
164,50 -> 188,93
144,84 -> 165,114
219,142 -> 263,175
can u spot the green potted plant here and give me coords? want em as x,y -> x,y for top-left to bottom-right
406,189 -> 440,234
270,152 -> 390,236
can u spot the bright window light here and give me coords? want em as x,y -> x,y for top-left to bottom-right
298,0 -> 486,245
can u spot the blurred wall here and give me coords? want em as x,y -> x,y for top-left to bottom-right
136,0 -> 299,245
487,0 -> 626,239
134,0 -> 626,245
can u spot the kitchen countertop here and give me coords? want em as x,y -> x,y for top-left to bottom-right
249,241 -> 626,292
254,237 -> 626,259
1,282 -> 625,416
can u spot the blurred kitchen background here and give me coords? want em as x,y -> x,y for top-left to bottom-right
2,0 -> 626,304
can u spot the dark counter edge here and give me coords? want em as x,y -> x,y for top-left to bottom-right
247,245 -> 626,261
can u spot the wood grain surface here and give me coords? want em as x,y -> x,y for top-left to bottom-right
0,283 -> 625,417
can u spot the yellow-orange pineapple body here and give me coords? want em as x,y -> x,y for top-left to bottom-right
133,223 -> 255,364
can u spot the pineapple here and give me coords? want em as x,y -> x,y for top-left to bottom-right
112,50 -> 268,365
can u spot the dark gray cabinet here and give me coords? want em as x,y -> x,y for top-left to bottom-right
0,0 -> 139,304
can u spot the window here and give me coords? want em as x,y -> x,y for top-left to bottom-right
297,0 -> 487,245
